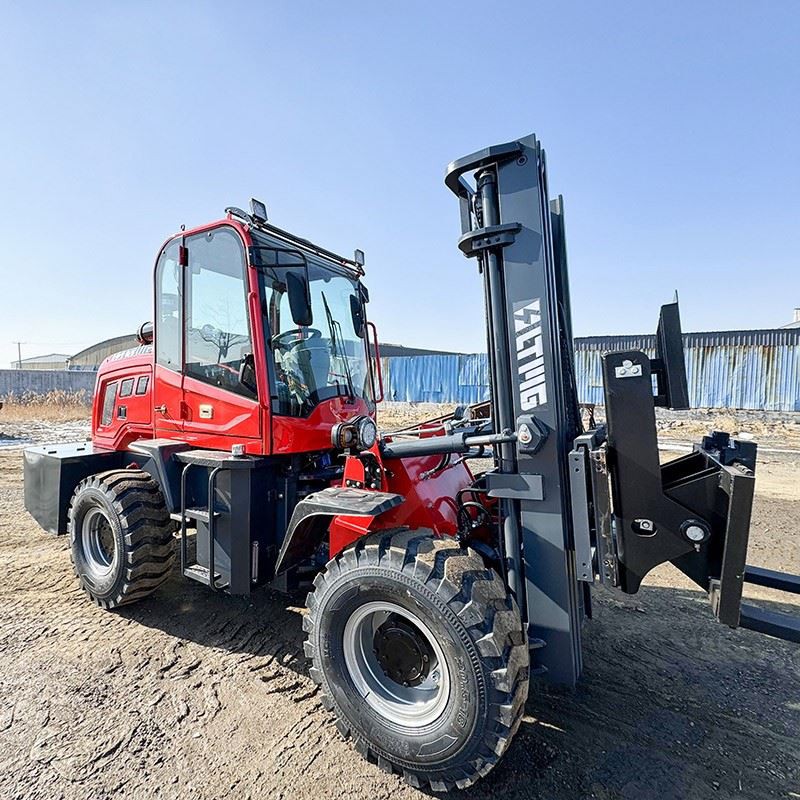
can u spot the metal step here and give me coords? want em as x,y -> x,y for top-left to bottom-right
183,563 -> 228,590
527,634 -> 547,650
170,508 -> 221,524
186,507 -> 220,523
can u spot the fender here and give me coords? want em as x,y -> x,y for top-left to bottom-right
273,487 -> 403,576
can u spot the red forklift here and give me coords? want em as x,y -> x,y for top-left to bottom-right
23,135 -> 800,791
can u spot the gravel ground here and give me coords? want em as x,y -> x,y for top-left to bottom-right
0,419 -> 798,800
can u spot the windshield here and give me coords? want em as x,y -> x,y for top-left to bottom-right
260,260 -> 373,417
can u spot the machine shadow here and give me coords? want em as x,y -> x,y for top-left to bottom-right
469,583 -> 799,800
118,567 -> 313,676
119,572 -> 799,799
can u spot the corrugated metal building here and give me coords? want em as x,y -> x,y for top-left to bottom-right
67,337 -> 460,371
69,335 -> 141,370
11,353 -> 70,370
16,329 -> 798,410
384,328 -> 800,412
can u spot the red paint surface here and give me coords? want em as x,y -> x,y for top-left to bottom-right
327,438 -> 475,556
92,216 -> 376,457
89,215 -> 475,569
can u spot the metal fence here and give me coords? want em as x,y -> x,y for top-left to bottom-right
0,369 -> 96,397
381,353 -> 490,406
5,328 -> 799,411
384,329 -> 800,411
0,369 -> 96,398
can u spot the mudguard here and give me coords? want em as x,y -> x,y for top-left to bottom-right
273,487 -> 403,576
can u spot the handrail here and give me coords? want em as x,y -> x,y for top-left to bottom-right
367,321 -> 384,403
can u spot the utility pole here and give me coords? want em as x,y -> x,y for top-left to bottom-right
12,341 -> 23,369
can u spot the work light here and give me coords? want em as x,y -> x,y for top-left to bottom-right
250,198 -> 268,223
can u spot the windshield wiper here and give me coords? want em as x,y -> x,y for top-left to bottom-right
321,290 -> 355,401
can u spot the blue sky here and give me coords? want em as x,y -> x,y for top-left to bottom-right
1,2 -> 798,368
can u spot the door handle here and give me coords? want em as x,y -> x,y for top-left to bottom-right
155,404 -> 167,415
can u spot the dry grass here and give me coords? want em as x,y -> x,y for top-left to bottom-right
655,412 -> 800,447
377,402 -> 458,432
2,394 -> 797,448
377,403 -> 800,449
0,391 -> 92,422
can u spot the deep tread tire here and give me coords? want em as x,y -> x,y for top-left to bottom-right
304,528 -> 529,791
68,469 -> 175,609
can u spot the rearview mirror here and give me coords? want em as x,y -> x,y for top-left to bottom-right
238,352 -> 257,396
286,271 -> 313,327
350,295 -> 365,338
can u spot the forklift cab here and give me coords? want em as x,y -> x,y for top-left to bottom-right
150,207 -> 379,455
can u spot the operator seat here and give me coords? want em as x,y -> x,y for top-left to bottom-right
285,338 -> 331,397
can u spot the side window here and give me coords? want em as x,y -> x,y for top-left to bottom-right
185,228 -> 254,397
119,378 -> 134,398
135,375 -> 150,395
101,382 -> 117,426
156,240 -> 182,370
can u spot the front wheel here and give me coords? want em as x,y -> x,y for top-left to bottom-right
303,529 -> 529,791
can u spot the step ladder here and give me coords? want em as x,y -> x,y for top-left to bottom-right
174,459 -> 227,590
171,449 -> 265,593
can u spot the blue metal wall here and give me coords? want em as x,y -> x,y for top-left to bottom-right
384,329 -> 800,411
383,354 -> 490,404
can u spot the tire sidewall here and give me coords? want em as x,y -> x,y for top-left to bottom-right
314,564 -> 488,770
69,485 -> 125,600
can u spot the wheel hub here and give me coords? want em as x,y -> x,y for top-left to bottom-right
81,506 -> 117,579
374,618 -> 432,687
342,600 -> 451,728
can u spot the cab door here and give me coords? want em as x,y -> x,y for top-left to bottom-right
180,225 -> 261,449
153,239 -> 185,437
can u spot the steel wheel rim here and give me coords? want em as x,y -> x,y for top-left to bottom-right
343,600 -> 451,728
81,506 -> 117,579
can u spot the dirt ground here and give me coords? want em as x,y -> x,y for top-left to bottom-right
0,411 -> 798,800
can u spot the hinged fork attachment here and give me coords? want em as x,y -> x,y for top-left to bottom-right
572,302 -> 800,641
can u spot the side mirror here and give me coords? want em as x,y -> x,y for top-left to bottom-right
286,272 -> 313,327
238,353 -> 257,395
136,321 -> 154,345
350,295 -> 365,338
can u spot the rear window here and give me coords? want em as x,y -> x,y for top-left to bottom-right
101,382 -> 117,426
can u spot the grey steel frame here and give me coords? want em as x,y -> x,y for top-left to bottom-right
445,135 -> 585,686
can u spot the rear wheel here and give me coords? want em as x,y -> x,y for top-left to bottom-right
68,469 -> 175,609
304,529 -> 529,791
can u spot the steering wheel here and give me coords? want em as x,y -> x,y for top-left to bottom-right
272,328 -> 323,351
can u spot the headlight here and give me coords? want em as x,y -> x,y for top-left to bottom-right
331,415 -> 378,451
355,416 -> 377,450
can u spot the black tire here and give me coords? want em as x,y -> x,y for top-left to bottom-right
68,469 -> 175,609
303,528 -> 529,791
